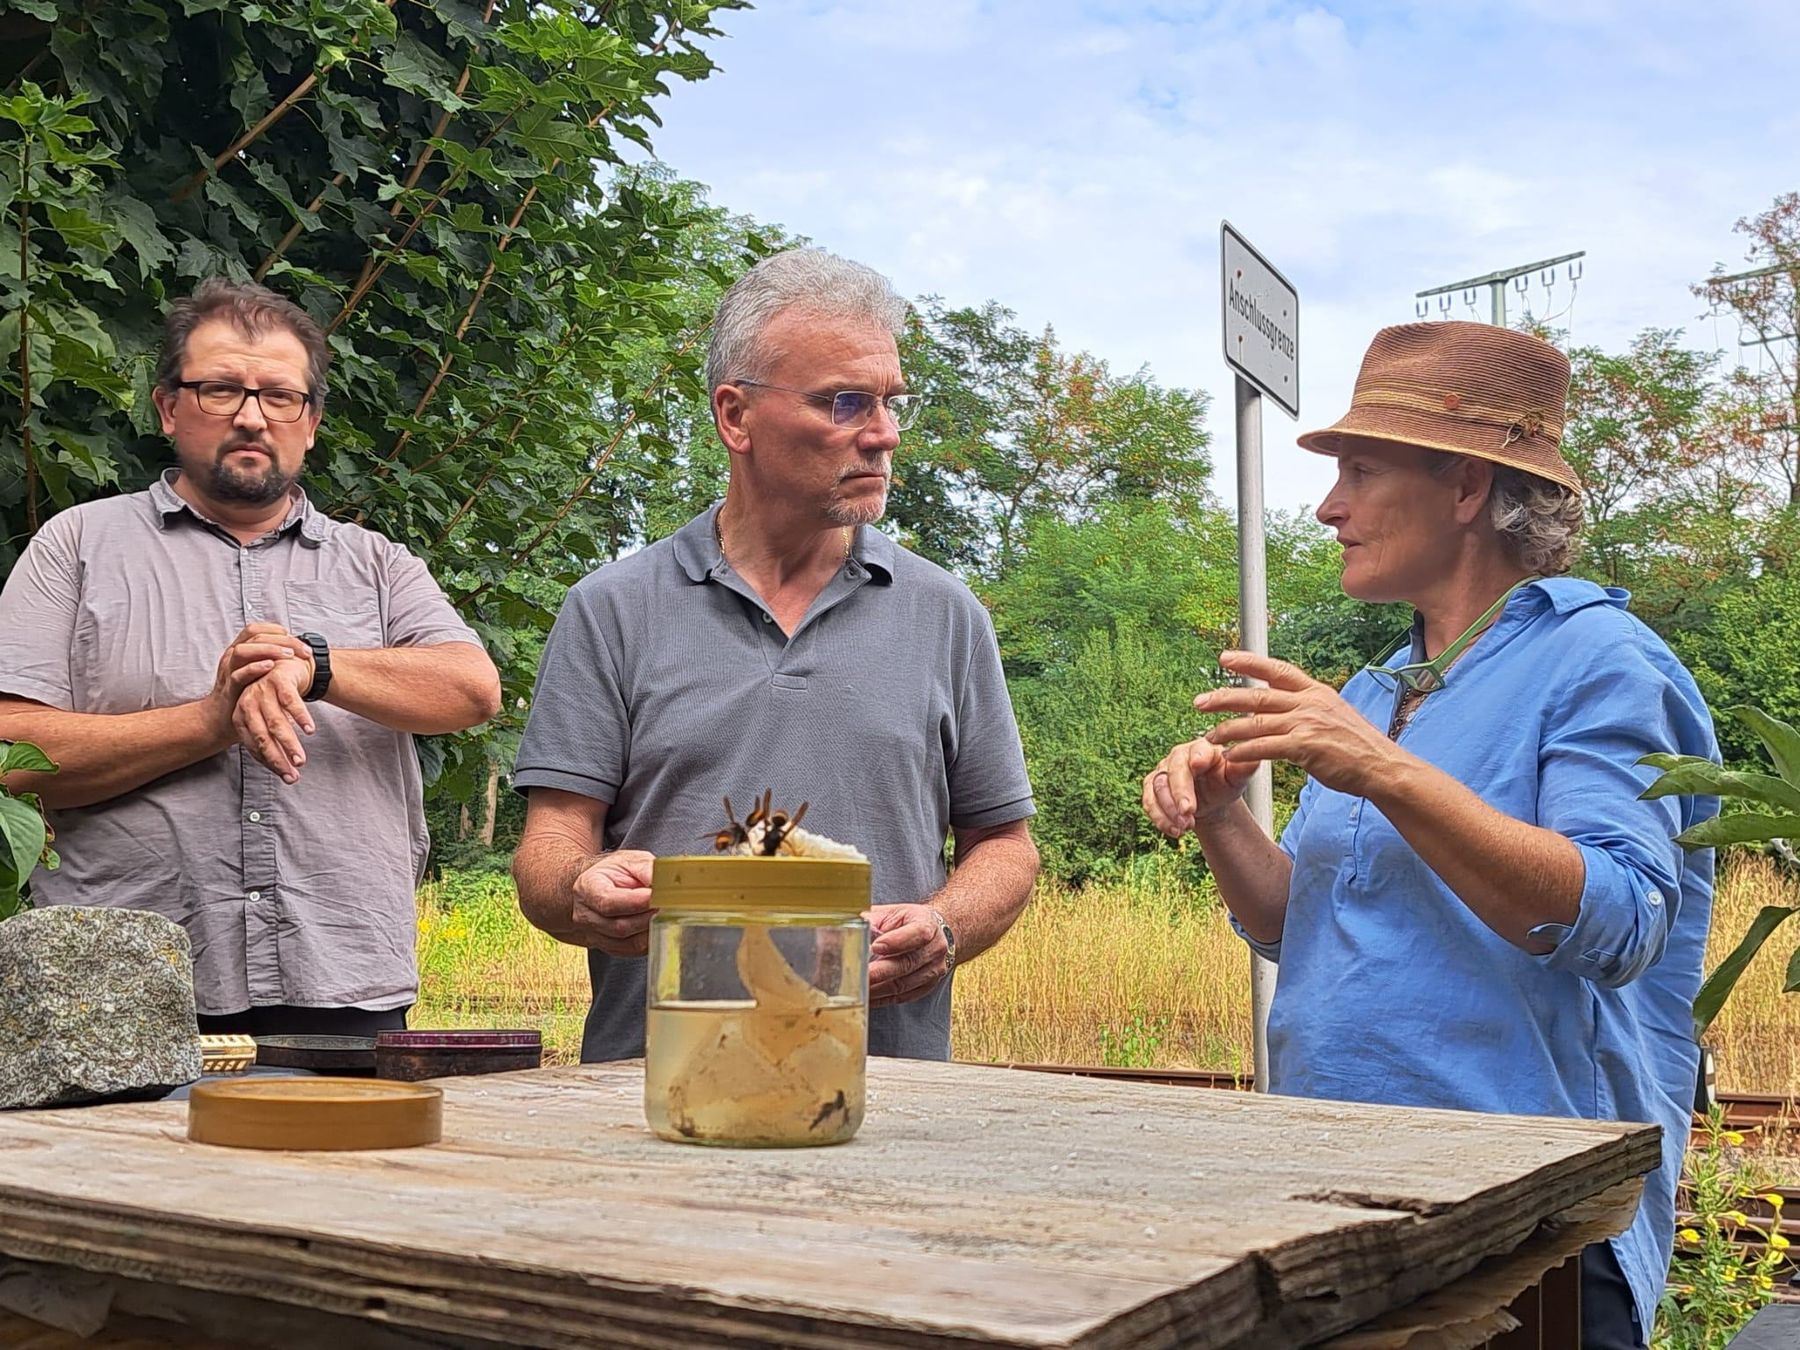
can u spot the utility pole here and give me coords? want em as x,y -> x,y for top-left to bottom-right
1416,251 -> 1585,328
1708,260 -> 1800,501
1716,262 -> 1799,347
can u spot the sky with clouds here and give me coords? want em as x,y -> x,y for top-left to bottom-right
640,1 -> 1799,514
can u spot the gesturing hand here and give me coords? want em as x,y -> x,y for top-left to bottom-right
570,849 -> 657,957
1142,734 -> 1261,839
1193,650 -> 1400,797
867,903 -> 951,1007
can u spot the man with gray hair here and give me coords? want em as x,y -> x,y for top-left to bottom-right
0,277 -> 502,1036
513,248 -> 1039,1062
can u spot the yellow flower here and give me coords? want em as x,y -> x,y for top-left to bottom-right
1677,1227 -> 1701,1244
1724,1209 -> 1751,1226
1756,1274 -> 1774,1290
1722,1268 -> 1738,1284
1766,1192 -> 1787,1210
417,916 -> 433,934
1723,1130 -> 1746,1146
1772,1233 -> 1791,1251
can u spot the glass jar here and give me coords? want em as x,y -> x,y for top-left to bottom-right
645,855 -> 870,1147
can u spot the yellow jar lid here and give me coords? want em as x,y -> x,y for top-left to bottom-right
652,855 -> 871,913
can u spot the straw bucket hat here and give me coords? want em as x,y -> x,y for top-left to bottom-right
1296,321 -> 1579,494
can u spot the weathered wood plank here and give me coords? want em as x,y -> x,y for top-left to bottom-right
0,1060 -> 1658,1349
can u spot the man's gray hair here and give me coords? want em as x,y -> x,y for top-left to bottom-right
1431,454 -> 1584,575
705,248 -> 908,394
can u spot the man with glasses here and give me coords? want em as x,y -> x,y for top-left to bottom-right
513,247 -> 1039,1063
0,278 -> 502,1037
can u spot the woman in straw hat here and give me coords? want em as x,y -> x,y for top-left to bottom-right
1143,322 -> 1718,1348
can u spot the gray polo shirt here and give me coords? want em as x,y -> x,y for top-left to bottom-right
513,504 -> 1035,1062
0,471 -> 482,1015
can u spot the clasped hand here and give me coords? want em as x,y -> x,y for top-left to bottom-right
867,903 -> 952,1007
207,623 -> 317,784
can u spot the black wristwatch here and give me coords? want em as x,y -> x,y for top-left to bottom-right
297,631 -> 332,702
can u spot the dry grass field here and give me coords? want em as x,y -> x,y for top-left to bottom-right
414,854 -> 1800,1094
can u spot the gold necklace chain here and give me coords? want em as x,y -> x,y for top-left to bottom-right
716,515 -> 852,572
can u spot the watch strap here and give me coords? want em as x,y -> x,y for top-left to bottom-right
930,907 -> 957,975
297,631 -> 332,702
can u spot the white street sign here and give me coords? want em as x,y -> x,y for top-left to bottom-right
1221,222 -> 1299,419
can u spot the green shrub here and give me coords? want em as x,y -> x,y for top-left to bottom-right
1097,1011 -> 1172,1068
1014,624 -> 1224,887
0,741 -> 58,921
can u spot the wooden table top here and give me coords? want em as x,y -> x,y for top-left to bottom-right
0,1059 -> 1659,1349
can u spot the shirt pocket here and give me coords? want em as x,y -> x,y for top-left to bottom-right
284,579 -> 384,649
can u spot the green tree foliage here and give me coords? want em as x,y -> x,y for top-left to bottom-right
1562,329 -> 1720,603
896,299 -> 1213,578
1538,210 -> 1800,776
1676,560 -> 1800,767
990,501 -> 1372,878
1013,622 -> 1216,886
983,499 -> 1237,676
0,0 -> 751,809
1554,324 -> 1783,648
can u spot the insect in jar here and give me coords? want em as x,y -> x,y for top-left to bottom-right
709,790 -> 864,860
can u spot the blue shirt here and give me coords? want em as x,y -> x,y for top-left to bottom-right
1244,578 -> 1718,1338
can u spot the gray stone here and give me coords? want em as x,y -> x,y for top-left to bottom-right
0,907 -> 202,1109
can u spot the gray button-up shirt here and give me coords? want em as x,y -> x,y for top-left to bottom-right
0,472 -> 482,1014
513,504 -> 1035,1063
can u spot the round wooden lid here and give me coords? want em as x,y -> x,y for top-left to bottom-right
187,1077 -> 443,1151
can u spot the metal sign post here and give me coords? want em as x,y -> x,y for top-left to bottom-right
1220,222 -> 1299,1091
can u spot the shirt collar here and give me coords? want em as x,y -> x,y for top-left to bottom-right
1404,575 -> 1626,661
1520,575 -> 1630,615
673,502 -> 896,585
151,468 -> 327,545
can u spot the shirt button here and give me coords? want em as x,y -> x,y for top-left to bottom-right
247,890 -> 261,902
761,611 -> 774,623
247,811 -> 262,823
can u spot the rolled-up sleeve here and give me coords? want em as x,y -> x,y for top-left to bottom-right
1531,634 -> 1710,989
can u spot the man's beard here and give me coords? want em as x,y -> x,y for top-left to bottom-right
826,494 -> 887,527
826,467 -> 889,527
202,444 -> 297,506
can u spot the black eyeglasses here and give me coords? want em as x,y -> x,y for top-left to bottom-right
733,379 -> 924,431
176,380 -> 314,424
